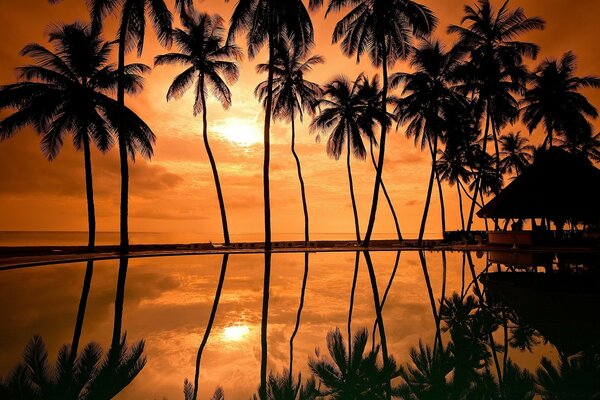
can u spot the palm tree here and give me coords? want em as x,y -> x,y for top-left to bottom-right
313,0 -> 436,246
311,76 -> 373,242
499,132 -> 534,176
226,0 -> 317,251
437,145 -> 472,231
256,38 -> 323,244
184,381 -> 225,400
393,41 -> 467,242
356,75 -> 403,241
522,51 -> 600,149
557,130 -> 600,162
89,0 -> 173,253
155,11 -> 241,246
254,370 -> 318,400
535,353 -> 600,399
0,23 -> 153,252
308,328 -> 399,399
0,335 -> 146,399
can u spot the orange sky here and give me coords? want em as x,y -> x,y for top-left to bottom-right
1,0 -> 600,241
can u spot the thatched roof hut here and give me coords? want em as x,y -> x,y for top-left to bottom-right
478,148 -> 600,224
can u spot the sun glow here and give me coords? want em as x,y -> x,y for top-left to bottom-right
212,117 -> 262,147
222,325 -> 250,342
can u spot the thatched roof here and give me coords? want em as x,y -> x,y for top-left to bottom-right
478,148 -> 600,221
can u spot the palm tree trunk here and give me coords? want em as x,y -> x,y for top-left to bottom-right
418,139 -> 437,243
370,141 -> 402,241
363,251 -> 391,400
289,252 -> 309,378
117,12 -> 131,254
70,260 -> 94,363
457,184 -> 465,231
290,109 -> 309,243
347,251 -> 359,359
82,134 -> 96,250
419,251 -> 442,353
435,172 -> 446,238
363,40 -> 389,246
259,252 -> 271,400
200,76 -> 230,245
112,257 -> 129,349
262,27 -> 275,251
192,254 -> 229,400
347,129 -> 361,242
372,251 -> 400,351
480,190 -> 489,231
466,111 -> 491,232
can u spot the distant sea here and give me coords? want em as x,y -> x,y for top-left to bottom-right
0,231 -> 442,247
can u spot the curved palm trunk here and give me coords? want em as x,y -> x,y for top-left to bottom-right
370,141 -> 402,241
346,131 -> 361,242
363,44 -> 389,246
418,138 -> 438,243
192,254 -> 229,400
457,184 -> 465,231
82,134 -> 96,250
466,112 -> 491,232
419,251 -> 442,352
435,171 -> 446,238
289,252 -> 309,378
200,77 -> 230,245
290,109 -> 309,243
347,251 -> 360,359
117,14 -> 130,254
70,260 -> 94,362
259,252 -> 271,400
112,257 -> 129,349
363,251 -> 391,400
372,251 -> 400,351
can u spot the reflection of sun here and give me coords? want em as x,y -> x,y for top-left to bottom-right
222,325 -> 250,342
212,117 -> 262,147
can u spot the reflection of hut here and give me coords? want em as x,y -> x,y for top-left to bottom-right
481,272 -> 600,356
477,148 -> 600,247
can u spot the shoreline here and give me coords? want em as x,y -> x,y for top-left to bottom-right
1,240 -> 600,271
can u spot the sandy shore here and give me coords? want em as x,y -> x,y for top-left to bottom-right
1,240 -> 599,270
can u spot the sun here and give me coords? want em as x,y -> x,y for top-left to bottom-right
222,325 -> 250,342
212,117 -> 262,147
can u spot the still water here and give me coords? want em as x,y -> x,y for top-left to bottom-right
0,251 -> 597,399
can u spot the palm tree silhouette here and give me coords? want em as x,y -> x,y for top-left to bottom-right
311,76 -> 372,242
289,252 -> 310,378
89,0 -> 172,253
256,38 -> 323,244
0,334 -> 146,400
357,75 -> 403,241
313,0 -> 436,246
535,352 -> 600,399
437,144 -> 473,232
522,51 -> 600,149
309,327 -> 399,399
155,11 -> 241,246
226,0 -> 316,250
557,130 -> 600,162
393,41 -> 466,242
499,132 -> 534,176
0,22 -> 153,252
184,381 -> 224,400
254,369 -> 318,400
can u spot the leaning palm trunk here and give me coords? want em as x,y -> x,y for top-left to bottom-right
192,254 -> 229,400
70,260 -> 94,363
372,251 -> 400,351
435,170 -> 446,237
111,257 -> 129,349
289,252 -> 309,378
370,141 -> 402,241
418,251 -> 442,353
457,184 -> 465,231
291,109 -> 309,243
200,77 -> 230,245
82,134 -> 96,250
347,130 -> 361,242
347,251 -> 360,360
117,17 -> 130,253
418,138 -> 437,242
363,44 -> 390,246
466,112 -> 491,232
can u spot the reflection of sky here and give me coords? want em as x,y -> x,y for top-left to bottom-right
0,252 -> 557,399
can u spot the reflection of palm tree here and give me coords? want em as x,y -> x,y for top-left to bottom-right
0,23 -> 150,251
90,0 -> 172,253
0,335 -> 145,399
313,0 -> 437,246
535,353 -> 600,399
256,39 -> 323,244
260,252 -> 272,400
372,251 -> 400,348
499,132 -> 534,176
348,251 -> 360,358
309,328 -> 398,399
289,253 -> 310,377
187,254 -> 230,400
155,12 -> 241,245
71,260 -> 94,362
227,0 -> 316,250
522,51 -> 600,149
397,341 -> 453,400
418,251 -> 442,351
311,76 -> 372,242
